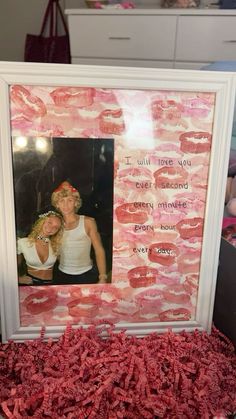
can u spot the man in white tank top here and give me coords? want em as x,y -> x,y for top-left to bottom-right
51,181 -> 107,285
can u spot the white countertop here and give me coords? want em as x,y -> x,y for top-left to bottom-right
65,6 -> 236,15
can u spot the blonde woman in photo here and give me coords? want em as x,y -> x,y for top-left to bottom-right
17,211 -> 63,285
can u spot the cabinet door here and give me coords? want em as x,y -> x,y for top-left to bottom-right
68,15 -> 177,61
176,16 -> 236,63
174,61 -> 212,70
72,57 -> 174,68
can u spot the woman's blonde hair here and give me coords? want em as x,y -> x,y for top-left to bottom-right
51,181 -> 82,212
28,211 -> 63,255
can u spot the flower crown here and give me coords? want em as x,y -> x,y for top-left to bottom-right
39,210 -> 62,219
53,181 -> 78,194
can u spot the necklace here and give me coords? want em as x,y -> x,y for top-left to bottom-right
64,216 -> 79,230
37,235 -> 49,243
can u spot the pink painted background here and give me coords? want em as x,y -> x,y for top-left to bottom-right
10,85 -> 215,326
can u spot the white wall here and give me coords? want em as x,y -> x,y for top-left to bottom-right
0,0 -> 84,62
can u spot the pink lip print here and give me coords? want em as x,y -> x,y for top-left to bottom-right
183,274 -> 199,294
118,167 -> 153,187
24,289 -> 58,315
154,166 -> 188,188
148,242 -> 179,266
162,284 -> 190,304
67,296 -> 101,318
99,108 -> 125,135
11,85 -> 47,118
182,98 -> 211,118
179,131 -> 212,154
50,87 -> 95,107
152,99 -> 182,120
159,308 -> 191,321
128,266 -> 158,288
115,202 -> 149,224
177,252 -> 201,274
176,217 -> 204,239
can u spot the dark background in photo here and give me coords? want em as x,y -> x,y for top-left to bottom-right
12,136 -> 114,277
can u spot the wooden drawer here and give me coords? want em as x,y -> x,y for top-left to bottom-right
176,16 -> 236,63
68,15 -> 177,61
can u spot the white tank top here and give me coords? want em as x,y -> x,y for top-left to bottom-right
59,215 -> 92,275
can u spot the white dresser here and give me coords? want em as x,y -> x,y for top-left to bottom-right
65,7 -> 236,69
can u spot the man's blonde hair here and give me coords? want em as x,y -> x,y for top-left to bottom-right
51,181 -> 82,211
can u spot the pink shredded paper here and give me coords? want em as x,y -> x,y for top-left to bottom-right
0,325 -> 235,418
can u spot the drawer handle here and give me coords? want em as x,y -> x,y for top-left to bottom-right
223,40 -> 236,43
108,36 -> 131,40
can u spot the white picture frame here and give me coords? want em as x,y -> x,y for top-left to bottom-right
0,61 -> 235,342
